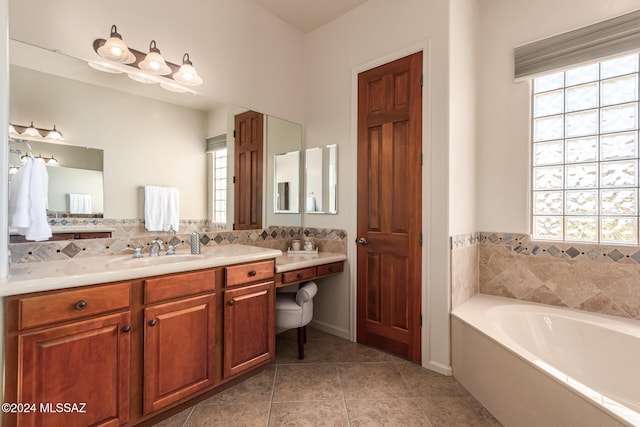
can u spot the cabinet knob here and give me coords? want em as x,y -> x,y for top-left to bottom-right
297,273 -> 304,279
329,267 -> 334,272
148,319 -> 157,327
74,300 -> 87,310
248,270 -> 257,277
227,300 -> 235,306
122,325 -> 131,333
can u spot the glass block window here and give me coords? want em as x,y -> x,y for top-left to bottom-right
532,53 -> 640,244
213,148 -> 227,225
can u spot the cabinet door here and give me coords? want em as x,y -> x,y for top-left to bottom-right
17,312 -> 131,427
143,294 -> 216,414
223,281 -> 274,378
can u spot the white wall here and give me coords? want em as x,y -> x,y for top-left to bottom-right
449,0 -> 479,235
476,0 -> 640,232
11,66 -> 208,219
304,0 -> 453,372
8,0 -> 305,124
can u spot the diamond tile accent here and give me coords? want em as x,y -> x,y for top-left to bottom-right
585,248 -> 601,260
566,247 -> 580,258
200,234 -> 211,245
169,236 -> 181,246
607,249 -> 625,262
61,242 -> 81,258
213,234 -> 224,244
547,246 -> 560,257
631,250 -> 640,264
227,234 -> 236,243
261,231 -> 268,239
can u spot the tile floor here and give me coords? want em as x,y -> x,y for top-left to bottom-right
154,327 -> 501,426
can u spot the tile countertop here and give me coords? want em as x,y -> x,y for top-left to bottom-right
10,226 -> 118,235
275,252 -> 347,273
1,245 -> 282,297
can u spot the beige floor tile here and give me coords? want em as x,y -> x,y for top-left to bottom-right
273,364 -> 343,402
151,407 -> 194,427
185,403 -> 270,427
337,363 -> 409,399
419,395 -> 502,426
396,361 -> 469,398
345,399 -> 433,426
268,400 -> 350,426
198,365 -> 276,405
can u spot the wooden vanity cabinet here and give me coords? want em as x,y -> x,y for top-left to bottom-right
142,270 -> 216,415
223,260 -> 275,378
5,282 -> 132,427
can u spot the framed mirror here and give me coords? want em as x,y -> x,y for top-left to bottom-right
305,144 -> 338,214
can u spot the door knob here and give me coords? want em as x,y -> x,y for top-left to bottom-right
357,237 -> 369,245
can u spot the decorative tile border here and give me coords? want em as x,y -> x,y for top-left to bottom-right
450,232 -> 480,250
8,225 -> 347,264
478,232 -> 640,264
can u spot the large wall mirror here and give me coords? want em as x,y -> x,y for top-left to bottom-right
8,39 -> 302,239
305,145 -> 338,214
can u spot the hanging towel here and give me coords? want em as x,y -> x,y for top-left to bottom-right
144,186 -> 179,232
8,157 -> 52,241
69,193 -> 92,214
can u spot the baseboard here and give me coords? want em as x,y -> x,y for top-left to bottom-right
309,319 -> 350,340
425,360 -> 453,376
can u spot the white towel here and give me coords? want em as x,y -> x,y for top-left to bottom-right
144,186 -> 179,232
8,157 -> 52,241
69,193 -> 92,214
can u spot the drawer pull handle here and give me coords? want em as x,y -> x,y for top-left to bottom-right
122,325 -> 131,333
248,270 -> 257,277
148,319 -> 157,327
329,267 -> 334,272
228,300 -> 235,306
75,300 -> 87,310
297,273 -> 304,279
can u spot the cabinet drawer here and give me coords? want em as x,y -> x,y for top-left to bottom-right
18,282 -> 130,330
282,267 -> 316,284
226,260 -> 275,287
144,269 -> 215,304
317,261 -> 344,277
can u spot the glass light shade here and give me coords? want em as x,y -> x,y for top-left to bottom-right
173,63 -> 202,85
47,156 -> 58,166
138,41 -> 172,75
35,156 -> 45,164
97,25 -> 135,64
8,166 -> 18,175
8,124 -> 18,136
47,126 -> 63,141
23,122 -> 41,137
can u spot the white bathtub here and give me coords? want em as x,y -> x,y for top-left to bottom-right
452,295 -> 640,427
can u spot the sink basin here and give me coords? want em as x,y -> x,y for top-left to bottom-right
107,254 -> 211,268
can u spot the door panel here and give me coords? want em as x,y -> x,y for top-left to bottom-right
234,110 -> 263,230
357,51 -> 422,362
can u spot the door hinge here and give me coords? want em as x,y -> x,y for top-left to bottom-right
420,233 -> 423,247
233,130 -> 236,138
420,313 -> 423,328
420,152 -> 423,166
420,74 -> 423,87
233,176 -> 236,184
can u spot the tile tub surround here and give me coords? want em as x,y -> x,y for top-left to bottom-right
451,232 -> 640,320
8,225 -> 347,264
152,327 -> 500,427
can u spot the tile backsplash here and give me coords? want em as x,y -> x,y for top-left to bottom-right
9,221 -> 347,264
451,231 -> 640,320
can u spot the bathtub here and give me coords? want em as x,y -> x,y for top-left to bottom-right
452,295 -> 640,427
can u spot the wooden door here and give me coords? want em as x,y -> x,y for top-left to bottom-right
356,52 -> 422,362
223,281 -> 274,377
17,312 -> 130,427
143,294 -> 216,414
234,110 -> 264,230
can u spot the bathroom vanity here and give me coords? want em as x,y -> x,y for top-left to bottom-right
1,245 -> 345,426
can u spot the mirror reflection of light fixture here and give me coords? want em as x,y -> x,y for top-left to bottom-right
47,125 -> 63,141
96,25 -> 135,64
23,121 -> 41,137
173,53 -> 203,85
138,40 -> 172,75
91,25 -> 202,92
9,165 -> 19,175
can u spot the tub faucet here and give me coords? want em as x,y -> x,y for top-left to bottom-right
150,238 -> 164,257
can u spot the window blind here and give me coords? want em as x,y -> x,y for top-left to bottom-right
206,134 -> 226,152
514,9 -> 640,80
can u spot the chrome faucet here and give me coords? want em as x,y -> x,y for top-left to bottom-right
150,238 -> 164,257
166,242 -> 182,255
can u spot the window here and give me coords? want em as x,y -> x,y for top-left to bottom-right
532,53 -> 640,244
213,148 -> 227,226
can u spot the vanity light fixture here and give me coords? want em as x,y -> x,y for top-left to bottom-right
91,25 -> 203,92
9,122 -> 64,142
